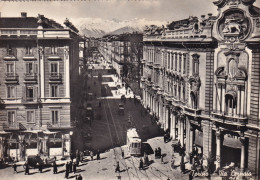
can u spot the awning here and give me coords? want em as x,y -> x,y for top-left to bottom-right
43,131 -> 59,135
223,135 -> 241,149
0,131 -> 11,135
23,130 -> 43,134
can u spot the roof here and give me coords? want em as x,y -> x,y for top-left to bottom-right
0,17 -> 38,28
127,128 -> 139,138
0,15 -> 64,29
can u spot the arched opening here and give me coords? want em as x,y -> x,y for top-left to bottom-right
225,93 -> 237,115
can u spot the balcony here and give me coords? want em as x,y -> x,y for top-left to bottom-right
211,111 -> 248,126
47,122 -> 72,130
22,96 -> 39,106
49,72 -> 62,83
24,73 -> 37,83
184,106 -> 202,117
3,122 -> 26,131
5,73 -> 19,84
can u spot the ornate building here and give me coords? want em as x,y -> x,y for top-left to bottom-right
141,0 -> 260,178
0,13 -> 81,160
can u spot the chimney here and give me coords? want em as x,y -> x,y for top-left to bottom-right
21,12 -> 27,18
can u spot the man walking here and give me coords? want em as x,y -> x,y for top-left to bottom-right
115,161 -> 120,173
13,163 -> 17,174
139,158 -> 143,170
65,162 -> 69,179
53,161 -> 58,174
24,162 -> 29,175
73,162 -> 77,174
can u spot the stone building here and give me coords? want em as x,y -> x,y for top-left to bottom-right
141,0 -> 260,178
99,33 -> 143,77
0,13 -> 81,160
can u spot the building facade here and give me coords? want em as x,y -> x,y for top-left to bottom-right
99,33 -> 143,77
141,0 -> 260,177
0,13 -> 81,160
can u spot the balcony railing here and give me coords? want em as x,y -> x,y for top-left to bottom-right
47,122 -> 72,130
211,111 -> 248,125
21,96 -> 38,104
184,106 -> 202,117
3,122 -> 26,131
5,73 -> 19,82
49,72 -> 62,81
24,73 -> 37,82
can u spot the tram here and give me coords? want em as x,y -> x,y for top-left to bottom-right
127,128 -> 142,156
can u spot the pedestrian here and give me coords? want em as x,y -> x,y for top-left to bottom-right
73,162 -> 77,174
69,161 -> 73,173
13,163 -> 17,174
164,134 -> 167,143
90,151 -> 94,161
121,150 -> 124,158
70,152 -> 73,162
189,170 -> 193,180
154,148 -> 158,158
24,162 -> 29,175
139,158 -> 143,170
77,174 -> 83,180
39,162 -> 43,173
53,161 -> 57,174
158,147 -> 161,157
115,161 -> 120,173
161,154 -> 164,164
80,151 -> 84,162
97,150 -> 100,160
65,162 -> 69,179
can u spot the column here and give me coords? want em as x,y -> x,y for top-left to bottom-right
180,120 -> 184,147
190,125 -> 194,153
216,130 -> 223,169
177,116 -> 181,141
64,46 -> 70,98
39,47 -> 45,99
165,106 -> 169,130
240,137 -> 246,172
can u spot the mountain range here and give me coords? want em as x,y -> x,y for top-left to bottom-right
71,17 -> 166,38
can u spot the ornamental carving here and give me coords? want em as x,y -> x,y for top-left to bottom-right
189,75 -> 201,92
218,10 -> 250,40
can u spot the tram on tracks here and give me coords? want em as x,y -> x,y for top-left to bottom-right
127,128 -> 141,156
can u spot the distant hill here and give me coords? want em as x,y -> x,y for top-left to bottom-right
72,17 -> 166,38
108,26 -> 143,35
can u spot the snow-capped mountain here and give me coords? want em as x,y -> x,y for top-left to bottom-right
71,17 -> 166,37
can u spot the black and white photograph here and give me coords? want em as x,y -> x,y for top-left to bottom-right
0,0 -> 259,179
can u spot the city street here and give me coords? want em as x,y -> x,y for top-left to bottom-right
0,57 -> 193,180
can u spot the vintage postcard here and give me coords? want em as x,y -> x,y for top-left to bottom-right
0,0 -> 259,179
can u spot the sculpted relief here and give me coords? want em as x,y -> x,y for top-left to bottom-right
218,10 -> 250,40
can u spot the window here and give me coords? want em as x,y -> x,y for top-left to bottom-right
26,46 -> 33,55
192,54 -> 200,75
183,54 -> 186,74
51,85 -> 58,97
26,87 -> 34,101
50,46 -> 57,55
27,111 -> 35,123
6,63 -> 14,74
175,53 -> 177,71
26,63 -> 33,74
51,63 -> 58,73
7,111 -> 15,126
51,111 -> 59,125
7,86 -> 15,98
7,44 -> 14,56
179,54 -> 182,72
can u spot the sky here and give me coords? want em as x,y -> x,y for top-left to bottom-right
1,0 -> 260,24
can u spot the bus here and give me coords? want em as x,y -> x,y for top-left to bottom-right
127,128 -> 141,156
